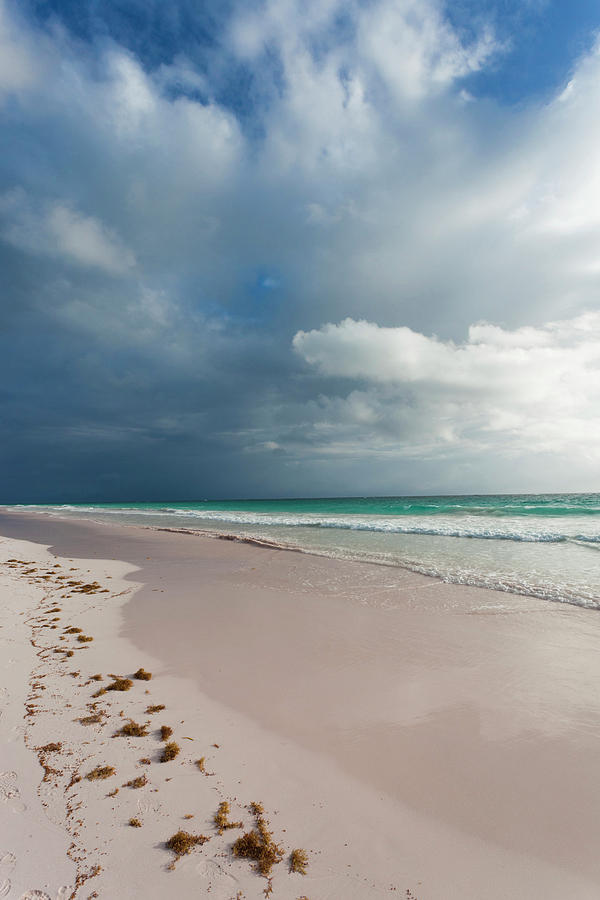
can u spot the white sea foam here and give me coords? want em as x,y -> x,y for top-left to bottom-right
152,525 -> 600,611
9,502 -> 600,610
17,504 -> 600,544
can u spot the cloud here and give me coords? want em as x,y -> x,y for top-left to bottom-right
356,0 -> 499,102
47,205 -> 135,274
293,313 -> 600,457
2,0 -> 600,498
0,0 -> 43,96
0,190 -> 135,274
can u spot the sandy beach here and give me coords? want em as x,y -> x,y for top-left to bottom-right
1,509 -> 600,899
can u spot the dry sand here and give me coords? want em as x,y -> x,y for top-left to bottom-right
1,510 -> 600,899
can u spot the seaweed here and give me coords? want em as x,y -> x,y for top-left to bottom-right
145,704 -> 165,714
64,627 -> 82,634
123,775 -> 147,789
232,803 -> 284,877
115,720 -> 149,737
160,741 -> 180,762
72,581 -> 103,594
195,757 -> 206,773
129,817 -> 142,827
95,677 -> 133,698
77,634 -> 93,643
165,830 -> 209,865
133,667 -> 152,680
78,712 -> 103,725
214,801 -> 243,835
86,765 -> 116,781
289,849 -> 309,875
159,725 -> 173,741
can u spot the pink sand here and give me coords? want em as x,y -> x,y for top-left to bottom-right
1,510 -> 599,898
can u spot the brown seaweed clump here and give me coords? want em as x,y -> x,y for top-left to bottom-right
71,581 -> 104,594
133,667 -> 152,680
129,817 -> 142,827
289,849 -> 309,875
124,775 -> 147,789
64,627 -> 82,634
159,725 -> 173,741
195,757 -> 206,773
86,765 -> 116,781
94,677 -> 133,697
165,830 -> 209,866
107,677 -> 133,691
77,634 -> 94,643
145,704 -> 165,714
78,712 -> 103,725
214,801 -> 242,835
160,741 -> 180,762
115,720 -> 149,738
232,803 -> 284,877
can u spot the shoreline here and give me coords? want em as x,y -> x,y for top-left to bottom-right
1,510 -> 600,898
6,505 -> 600,612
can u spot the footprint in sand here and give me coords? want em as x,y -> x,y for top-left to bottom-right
0,772 -> 27,813
136,796 -> 162,816
8,725 -> 25,744
195,860 -> 237,885
0,852 -> 16,873
0,880 -> 10,898
37,782 -> 55,803
56,887 -> 73,900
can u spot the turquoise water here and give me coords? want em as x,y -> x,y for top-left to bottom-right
11,494 -> 600,609
36,493 -> 600,519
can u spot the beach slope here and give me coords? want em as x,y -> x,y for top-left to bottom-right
1,511 -> 599,899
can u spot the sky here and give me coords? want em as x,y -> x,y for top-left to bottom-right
2,0 -> 600,501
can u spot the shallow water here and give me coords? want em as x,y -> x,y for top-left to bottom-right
10,493 -> 600,609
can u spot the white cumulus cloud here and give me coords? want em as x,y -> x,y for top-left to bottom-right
293,314 -> 600,457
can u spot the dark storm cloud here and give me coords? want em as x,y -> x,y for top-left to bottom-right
2,0 -> 600,500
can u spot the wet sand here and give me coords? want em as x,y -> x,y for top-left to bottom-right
1,509 -> 600,898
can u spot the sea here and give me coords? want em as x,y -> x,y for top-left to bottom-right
11,494 -> 600,610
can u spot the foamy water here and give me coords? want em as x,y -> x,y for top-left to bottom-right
9,494 -> 600,609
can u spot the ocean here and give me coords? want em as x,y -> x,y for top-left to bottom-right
11,494 -> 600,610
